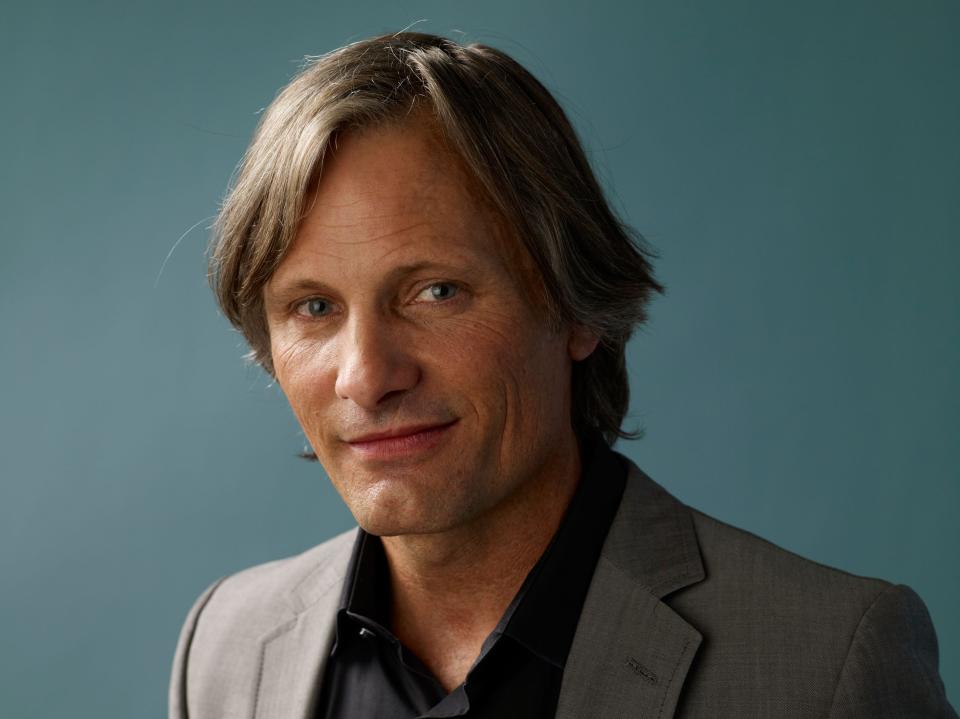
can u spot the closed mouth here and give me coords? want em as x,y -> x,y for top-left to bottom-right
346,419 -> 458,446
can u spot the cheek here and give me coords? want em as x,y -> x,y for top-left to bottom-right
436,312 -> 567,425
271,336 -> 338,423
433,312 -> 521,384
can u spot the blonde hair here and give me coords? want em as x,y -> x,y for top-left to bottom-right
210,31 -> 664,444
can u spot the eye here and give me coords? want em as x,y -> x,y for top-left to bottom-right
416,282 -> 460,302
296,297 -> 335,318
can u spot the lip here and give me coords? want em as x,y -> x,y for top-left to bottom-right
345,420 -> 458,460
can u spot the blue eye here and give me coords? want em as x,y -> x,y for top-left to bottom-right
422,282 -> 459,301
300,298 -> 333,317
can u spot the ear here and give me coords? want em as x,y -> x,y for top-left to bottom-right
567,324 -> 600,362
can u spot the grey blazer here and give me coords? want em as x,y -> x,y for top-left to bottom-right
169,458 -> 957,718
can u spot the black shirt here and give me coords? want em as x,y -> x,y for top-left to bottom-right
315,436 -> 627,718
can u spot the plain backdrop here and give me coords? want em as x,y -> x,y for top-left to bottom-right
2,1 -> 957,716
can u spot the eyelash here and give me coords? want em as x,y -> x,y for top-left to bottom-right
294,297 -> 336,319
414,281 -> 461,303
292,281 -> 464,320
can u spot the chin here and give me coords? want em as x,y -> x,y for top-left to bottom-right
350,481 -> 489,538
325,441 -> 497,536
336,476 -> 444,537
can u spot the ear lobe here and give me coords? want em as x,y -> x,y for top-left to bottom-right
567,325 -> 600,362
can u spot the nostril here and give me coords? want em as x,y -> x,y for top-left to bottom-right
378,388 -> 407,405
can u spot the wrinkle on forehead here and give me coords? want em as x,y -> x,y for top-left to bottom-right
286,130 -> 475,256
303,115 -> 467,212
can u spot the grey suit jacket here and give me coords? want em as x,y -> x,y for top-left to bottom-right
169,457 -> 957,718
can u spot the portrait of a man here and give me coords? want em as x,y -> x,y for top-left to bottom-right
167,32 -> 956,718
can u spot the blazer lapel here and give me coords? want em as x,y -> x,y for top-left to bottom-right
556,459 -> 706,719
254,529 -> 356,719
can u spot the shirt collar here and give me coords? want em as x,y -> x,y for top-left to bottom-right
329,528 -> 391,655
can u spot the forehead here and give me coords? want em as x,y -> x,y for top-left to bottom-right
280,122 -> 500,270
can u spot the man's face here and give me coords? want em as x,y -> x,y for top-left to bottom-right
264,121 -> 595,537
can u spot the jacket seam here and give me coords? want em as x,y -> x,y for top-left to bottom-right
289,529 -> 357,613
825,581 -> 898,717
251,579 -> 344,719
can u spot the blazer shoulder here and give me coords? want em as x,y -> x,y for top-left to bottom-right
215,528 -> 357,611
169,527 -> 357,718
613,458 -> 889,611
828,582 -> 957,717
198,525 -> 357,627
664,507 -> 955,716
688,506 -> 891,608
666,508 -> 926,716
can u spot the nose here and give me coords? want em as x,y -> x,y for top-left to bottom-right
334,310 -> 420,410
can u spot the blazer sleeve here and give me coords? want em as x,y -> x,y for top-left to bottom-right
828,583 -> 957,718
168,579 -> 225,719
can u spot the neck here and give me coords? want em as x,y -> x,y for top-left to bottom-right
380,435 -> 583,691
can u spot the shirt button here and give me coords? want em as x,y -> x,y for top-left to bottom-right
358,627 -> 376,640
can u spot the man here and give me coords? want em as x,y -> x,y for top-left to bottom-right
169,32 -> 956,718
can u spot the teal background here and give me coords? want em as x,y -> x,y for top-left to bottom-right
2,0 -> 957,715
